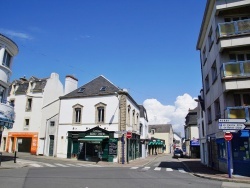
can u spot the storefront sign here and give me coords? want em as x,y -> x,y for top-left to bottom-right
88,129 -> 108,136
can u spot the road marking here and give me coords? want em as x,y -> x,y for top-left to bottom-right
29,164 -> 43,167
154,167 -> 161,171
54,163 -> 69,167
66,164 -> 81,167
178,168 -> 187,173
142,167 -> 150,170
130,167 -> 139,169
76,163 -> 102,167
41,163 -> 56,167
166,168 -> 173,171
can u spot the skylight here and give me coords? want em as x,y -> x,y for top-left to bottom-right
100,86 -> 106,91
78,87 -> 85,93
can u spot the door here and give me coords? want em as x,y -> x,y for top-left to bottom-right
49,135 -> 54,156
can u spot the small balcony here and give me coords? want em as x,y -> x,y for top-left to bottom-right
225,106 -> 250,123
0,100 -> 15,129
221,61 -> 250,78
217,19 -> 250,38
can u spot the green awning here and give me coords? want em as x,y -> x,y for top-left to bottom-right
78,136 -> 109,143
148,140 -> 164,146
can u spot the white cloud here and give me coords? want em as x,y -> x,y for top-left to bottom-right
0,29 -> 32,40
143,93 -> 197,137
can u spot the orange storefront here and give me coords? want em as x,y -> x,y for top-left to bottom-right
6,132 -> 38,154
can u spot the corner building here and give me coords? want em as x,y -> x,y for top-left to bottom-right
197,0 -> 250,176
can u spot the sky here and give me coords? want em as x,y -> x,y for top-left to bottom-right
1,0 -> 207,136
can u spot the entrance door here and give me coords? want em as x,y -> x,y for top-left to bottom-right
49,135 -> 54,156
18,138 -> 32,152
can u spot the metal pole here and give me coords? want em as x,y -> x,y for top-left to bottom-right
0,152 -> 2,166
122,134 -> 124,164
227,141 -> 231,178
14,151 -> 17,163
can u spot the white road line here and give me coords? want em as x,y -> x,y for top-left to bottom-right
66,164 -> 81,167
130,167 -> 139,169
54,163 -> 69,167
166,168 -> 173,171
142,167 -> 150,170
29,164 -> 43,168
154,167 -> 161,171
41,163 -> 56,167
76,163 -> 102,167
178,168 -> 187,173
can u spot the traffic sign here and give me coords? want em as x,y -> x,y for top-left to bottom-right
219,119 -> 246,123
115,131 -> 127,134
126,131 -> 132,139
224,132 -> 233,141
219,123 -> 245,130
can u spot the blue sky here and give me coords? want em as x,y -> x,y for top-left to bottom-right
1,0 -> 207,134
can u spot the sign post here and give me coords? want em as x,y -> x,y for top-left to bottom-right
224,132 -> 233,178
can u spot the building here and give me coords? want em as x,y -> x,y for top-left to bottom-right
0,34 -> 18,148
197,0 -> 250,176
139,105 -> 149,158
56,75 -> 142,163
173,132 -> 182,150
2,73 -> 63,156
148,124 -> 173,154
184,107 -> 200,158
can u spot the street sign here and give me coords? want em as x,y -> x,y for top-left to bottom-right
219,119 -> 246,123
126,131 -> 132,139
115,131 -> 127,134
219,123 -> 246,130
224,132 -> 233,141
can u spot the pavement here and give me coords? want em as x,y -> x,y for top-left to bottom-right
0,151 -> 249,184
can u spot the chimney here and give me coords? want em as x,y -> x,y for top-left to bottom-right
65,75 -> 78,95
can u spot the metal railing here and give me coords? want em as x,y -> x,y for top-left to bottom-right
221,61 -> 250,78
217,19 -> 250,38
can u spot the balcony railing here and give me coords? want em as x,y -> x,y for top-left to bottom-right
225,106 -> 250,122
221,61 -> 250,78
216,19 -> 250,38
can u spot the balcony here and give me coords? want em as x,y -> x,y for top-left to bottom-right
225,106 -> 250,123
217,19 -> 250,38
221,61 -> 250,78
0,100 -> 15,129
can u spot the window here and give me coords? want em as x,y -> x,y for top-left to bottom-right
243,94 -> 250,106
50,121 -> 55,126
212,61 -> 217,83
0,86 -> 5,103
234,94 -> 241,106
218,140 -> 226,159
132,110 -> 135,127
208,27 -> 213,51
100,86 -> 106,91
9,99 -> 15,107
151,129 -> 155,134
127,105 -> 131,126
207,107 -> 212,124
229,53 -> 250,62
26,98 -> 32,111
24,119 -> 30,130
202,46 -> 207,64
78,87 -> 85,93
214,99 -> 221,120
201,121 -> 205,137
72,104 -> 83,124
95,102 -> 106,124
3,50 -> 11,68
205,75 -> 209,93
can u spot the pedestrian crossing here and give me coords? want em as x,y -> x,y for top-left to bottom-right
130,166 -> 187,173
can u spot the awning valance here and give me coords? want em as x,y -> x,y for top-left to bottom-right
78,136 -> 109,143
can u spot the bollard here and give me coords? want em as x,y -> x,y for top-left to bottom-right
0,152 -> 2,166
14,151 -> 16,163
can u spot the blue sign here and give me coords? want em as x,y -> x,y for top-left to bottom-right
190,139 -> 200,146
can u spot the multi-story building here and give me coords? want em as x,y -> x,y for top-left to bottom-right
148,124 -> 173,154
2,73 -> 63,156
139,105 -> 149,158
184,107 -> 200,158
197,0 -> 250,176
56,75 -> 142,163
0,34 -> 18,148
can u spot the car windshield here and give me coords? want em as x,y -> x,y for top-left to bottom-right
174,150 -> 182,153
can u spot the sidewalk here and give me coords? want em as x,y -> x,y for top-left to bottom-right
0,152 -> 249,184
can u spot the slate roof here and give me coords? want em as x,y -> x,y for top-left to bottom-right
148,124 -> 172,133
60,75 -> 120,99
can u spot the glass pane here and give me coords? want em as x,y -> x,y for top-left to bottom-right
220,23 -> 235,36
237,54 -> 245,61
237,19 -> 250,33
243,61 -> 250,74
229,109 -> 246,119
243,94 -> 250,106
225,63 -> 241,76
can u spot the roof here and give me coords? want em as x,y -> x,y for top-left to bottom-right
60,75 -> 120,99
139,105 -> 148,122
185,107 -> 198,126
148,124 -> 172,133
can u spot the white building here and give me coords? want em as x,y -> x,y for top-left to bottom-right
196,0 -> 250,176
0,34 -> 18,148
139,105 -> 149,158
56,75 -> 142,163
2,73 -> 63,156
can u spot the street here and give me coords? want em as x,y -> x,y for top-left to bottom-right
0,153 -> 226,188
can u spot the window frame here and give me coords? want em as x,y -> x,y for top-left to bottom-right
95,102 -> 107,124
26,98 -> 32,111
72,104 -> 83,124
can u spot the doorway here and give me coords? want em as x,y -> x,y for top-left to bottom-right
49,135 -> 54,156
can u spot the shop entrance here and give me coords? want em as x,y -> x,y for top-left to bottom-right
78,142 -> 104,162
17,138 -> 32,152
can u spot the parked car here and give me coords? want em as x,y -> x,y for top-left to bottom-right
173,149 -> 183,158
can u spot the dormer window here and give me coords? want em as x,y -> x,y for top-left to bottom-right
78,87 -> 85,93
100,86 -> 106,91
151,129 -> 155,134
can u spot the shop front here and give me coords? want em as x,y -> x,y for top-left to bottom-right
67,127 -> 117,162
127,133 -> 140,162
148,138 -> 165,155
